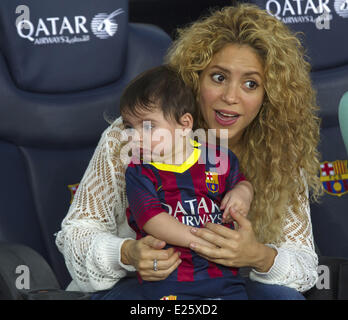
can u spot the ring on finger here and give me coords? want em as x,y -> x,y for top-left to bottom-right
153,259 -> 158,271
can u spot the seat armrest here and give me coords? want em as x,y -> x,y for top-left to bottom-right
305,256 -> 348,300
0,242 -> 60,300
338,262 -> 348,300
19,288 -> 91,300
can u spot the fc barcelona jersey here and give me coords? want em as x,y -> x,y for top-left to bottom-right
125,141 -> 245,282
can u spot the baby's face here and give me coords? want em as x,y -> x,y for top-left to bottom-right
122,108 -> 187,163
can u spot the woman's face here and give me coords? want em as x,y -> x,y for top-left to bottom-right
199,44 -> 265,147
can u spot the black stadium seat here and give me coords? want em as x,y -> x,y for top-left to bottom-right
0,0 -> 171,299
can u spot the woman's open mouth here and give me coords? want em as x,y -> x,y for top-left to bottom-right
215,109 -> 240,126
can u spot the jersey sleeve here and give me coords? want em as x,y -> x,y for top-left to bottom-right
125,164 -> 165,230
225,149 -> 246,191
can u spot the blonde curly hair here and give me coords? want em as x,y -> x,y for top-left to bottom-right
166,3 -> 323,244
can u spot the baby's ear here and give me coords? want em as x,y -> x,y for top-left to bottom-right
179,113 -> 194,131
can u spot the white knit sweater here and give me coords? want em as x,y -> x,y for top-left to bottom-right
55,116 -> 319,293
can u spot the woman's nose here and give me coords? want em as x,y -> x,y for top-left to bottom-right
222,83 -> 239,105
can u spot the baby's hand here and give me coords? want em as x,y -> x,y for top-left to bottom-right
220,189 -> 251,225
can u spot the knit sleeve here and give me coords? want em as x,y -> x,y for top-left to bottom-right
249,177 -> 319,293
55,117 -> 136,292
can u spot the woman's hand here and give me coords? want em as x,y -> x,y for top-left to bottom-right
121,236 -> 182,281
189,211 -> 277,272
220,181 -> 253,223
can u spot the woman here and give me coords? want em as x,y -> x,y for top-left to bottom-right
55,4 -> 322,299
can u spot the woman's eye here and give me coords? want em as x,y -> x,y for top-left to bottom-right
245,80 -> 258,90
212,73 -> 225,83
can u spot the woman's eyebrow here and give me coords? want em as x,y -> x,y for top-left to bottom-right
210,65 -> 262,78
209,65 -> 231,74
243,71 -> 262,77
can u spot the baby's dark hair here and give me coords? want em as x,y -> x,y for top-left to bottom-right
120,65 -> 198,128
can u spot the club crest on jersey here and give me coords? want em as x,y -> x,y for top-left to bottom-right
160,295 -> 177,300
68,183 -> 79,203
205,171 -> 219,193
320,160 -> 348,197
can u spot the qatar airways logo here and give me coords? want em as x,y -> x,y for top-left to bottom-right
161,197 -> 224,227
91,8 -> 124,39
15,6 -> 124,45
264,0 -> 348,28
265,0 -> 332,24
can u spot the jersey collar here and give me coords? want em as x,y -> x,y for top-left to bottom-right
149,139 -> 201,173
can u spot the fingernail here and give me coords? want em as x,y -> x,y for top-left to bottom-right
190,243 -> 196,249
191,228 -> 197,233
